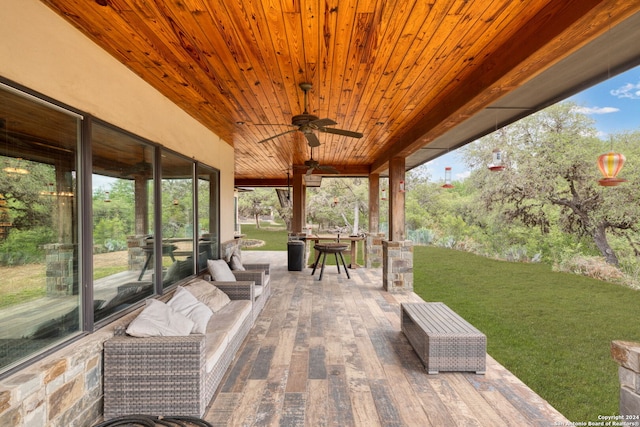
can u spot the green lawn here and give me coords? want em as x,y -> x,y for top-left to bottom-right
240,223 -> 289,251
414,245 -> 640,422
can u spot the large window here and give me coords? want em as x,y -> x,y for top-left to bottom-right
92,123 -> 155,322
0,82 -> 221,376
160,151 -> 195,289
197,164 -> 220,271
0,83 -> 81,371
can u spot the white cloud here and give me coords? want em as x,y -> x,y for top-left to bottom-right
610,82 -> 640,99
573,106 -> 619,115
456,170 -> 470,180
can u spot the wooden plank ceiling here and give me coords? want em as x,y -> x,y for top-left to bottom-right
41,0 -> 640,185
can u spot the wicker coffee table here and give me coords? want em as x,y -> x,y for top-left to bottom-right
401,302 -> 486,374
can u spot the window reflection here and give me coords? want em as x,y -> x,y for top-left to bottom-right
0,84 -> 80,371
197,165 -> 219,271
161,151 -> 194,288
92,124 -> 154,322
0,83 -> 221,375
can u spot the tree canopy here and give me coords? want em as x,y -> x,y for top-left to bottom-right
462,102 -> 640,265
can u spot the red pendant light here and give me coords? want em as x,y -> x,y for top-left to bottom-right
597,151 -> 626,186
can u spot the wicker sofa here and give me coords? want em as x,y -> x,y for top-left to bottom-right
103,280 -> 259,419
217,262 -> 271,322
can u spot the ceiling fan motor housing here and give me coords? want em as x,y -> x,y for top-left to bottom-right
291,113 -> 319,126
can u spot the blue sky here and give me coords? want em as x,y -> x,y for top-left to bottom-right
422,64 -> 640,182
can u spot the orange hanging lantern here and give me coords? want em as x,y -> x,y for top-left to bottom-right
597,151 -> 626,186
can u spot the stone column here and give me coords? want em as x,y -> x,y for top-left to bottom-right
382,240 -> 413,292
127,235 -> 150,271
611,340 -> 640,416
365,232 -> 385,268
44,243 -> 76,296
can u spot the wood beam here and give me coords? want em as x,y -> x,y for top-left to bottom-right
291,170 -> 305,233
368,174 -> 379,234
134,176 -> 148,235
388,157 -> 405,241
235,178 -> 289,187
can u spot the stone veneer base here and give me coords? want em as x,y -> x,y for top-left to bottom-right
382,240 -> 413,292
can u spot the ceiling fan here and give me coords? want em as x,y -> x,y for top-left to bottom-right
257,82 -> 363,147
301,147 -> 340,175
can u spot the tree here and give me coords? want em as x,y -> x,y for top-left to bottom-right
462,102 -> 640,266
307,178 -> 369,234
237,188 -> 275,228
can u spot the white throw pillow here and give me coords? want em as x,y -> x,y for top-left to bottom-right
183,279 -> 231,312
229,253 -> 245,271
207,259 -> 236,281
126,299 -> 194,337
167,287 -> 213,334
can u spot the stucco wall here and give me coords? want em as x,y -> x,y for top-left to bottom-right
0,3 -> 237,425
0,0 -> 236,242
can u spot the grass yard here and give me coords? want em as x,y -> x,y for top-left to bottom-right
240,223 -> 289,251
413,245 -> 640,422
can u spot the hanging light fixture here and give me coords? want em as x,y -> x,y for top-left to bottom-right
381,188 -> 387,201
442,167 -> 454,189
597,151 -> 626,186
488,148 -> 505,171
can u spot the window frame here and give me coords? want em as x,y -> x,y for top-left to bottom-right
0,78 -> 221,378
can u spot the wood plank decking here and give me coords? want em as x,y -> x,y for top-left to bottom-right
204,251 -> 569,426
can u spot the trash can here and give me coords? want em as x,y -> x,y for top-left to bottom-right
287,240 -> 305,271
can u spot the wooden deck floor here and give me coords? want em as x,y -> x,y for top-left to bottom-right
203,251 -> 569,426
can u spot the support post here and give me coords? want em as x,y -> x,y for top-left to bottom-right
389,157 -> 405,241
366,173 -> 385,268
291,169 -> 305,233
368,173 -> 380,234
134,176 -> 149,235
382,157 -> 412,291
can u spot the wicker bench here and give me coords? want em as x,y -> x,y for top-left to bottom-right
401,302 -> 486,374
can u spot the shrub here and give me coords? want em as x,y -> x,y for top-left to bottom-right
0,227 -> 54,265
553,254 -> 625,282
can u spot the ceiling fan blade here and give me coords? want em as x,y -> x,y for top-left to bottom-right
310,118 -> 337,128
304,132 -> 321,147
318,165 -> 340,174
257,129 -> 297,144
306,167 -> 314,175
321,127 -> 363,138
